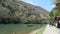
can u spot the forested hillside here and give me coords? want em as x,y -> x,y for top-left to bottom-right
49,0 -> 60,25
0,0 -> 49,24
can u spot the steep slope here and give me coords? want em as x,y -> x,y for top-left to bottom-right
19,1 -> 49,18
0,0 -> 49,24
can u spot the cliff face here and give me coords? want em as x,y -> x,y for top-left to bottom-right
0,0 -> 49,24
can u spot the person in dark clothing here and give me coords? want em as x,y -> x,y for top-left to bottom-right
49,21 -> 52,27
49,21 -> 52,25
57,18 -> 60,28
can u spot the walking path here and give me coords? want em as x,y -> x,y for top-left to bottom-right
28,24 -> 60,34
43,24 -> 60,34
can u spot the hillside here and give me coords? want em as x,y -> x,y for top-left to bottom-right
19,1 -> 49,17
0,0 -> 49,24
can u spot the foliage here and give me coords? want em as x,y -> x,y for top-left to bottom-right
49,7 -> 60,26
0,0 -> 49,24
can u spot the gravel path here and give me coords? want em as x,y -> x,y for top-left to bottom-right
43,24 -> 60,34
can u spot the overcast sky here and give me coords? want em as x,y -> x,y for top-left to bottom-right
21,0 -> 56,12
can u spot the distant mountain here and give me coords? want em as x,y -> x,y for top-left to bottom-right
0,0 -> 49,24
